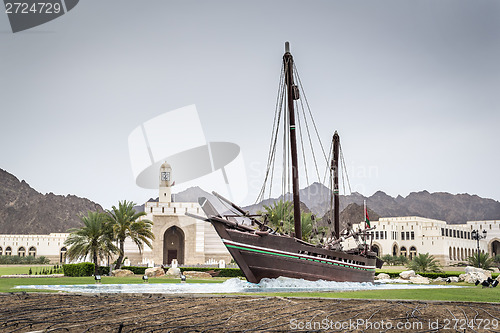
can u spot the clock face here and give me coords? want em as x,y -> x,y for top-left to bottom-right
161,172 -> 170,181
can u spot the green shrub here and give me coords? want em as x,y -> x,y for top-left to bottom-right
96,266 -> 110,275
215,268 -> 243,277
63,262 -> 95,277
121,266 -> 147,275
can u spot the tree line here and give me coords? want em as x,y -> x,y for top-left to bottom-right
64,200 -> 154,274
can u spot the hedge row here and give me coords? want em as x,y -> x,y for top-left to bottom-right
179,267 -> 243,277
121,266 -> 147,275
62,264 -> 245,277
63,263 -> 95,277
119,266 -> 244,277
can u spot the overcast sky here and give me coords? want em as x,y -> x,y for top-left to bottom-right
1,0 -> 499,209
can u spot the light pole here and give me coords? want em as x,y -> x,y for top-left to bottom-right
471,229 -> 487,268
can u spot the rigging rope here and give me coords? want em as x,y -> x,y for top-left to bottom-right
295,99 -> 309,186
296,82 -> 322,184
256,64 -> 286,203
340,145 -> 352,195
293,63 -> 329,165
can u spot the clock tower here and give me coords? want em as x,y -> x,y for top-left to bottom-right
159,162 -> 172,203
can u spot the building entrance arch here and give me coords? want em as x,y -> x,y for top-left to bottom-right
392,244 -> 398,256
163,226 -> 185,265
490,239 -> 500,257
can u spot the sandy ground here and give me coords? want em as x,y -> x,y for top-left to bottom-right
1,293 -> 500,332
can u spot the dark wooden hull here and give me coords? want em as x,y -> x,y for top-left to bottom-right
209,219 -> 377,284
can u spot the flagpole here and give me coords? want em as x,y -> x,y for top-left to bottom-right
363,199 -> 367,246
364,200 -> 366,228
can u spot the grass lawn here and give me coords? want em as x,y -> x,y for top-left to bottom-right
0,275 -> 229,293
255,285 -> 500,303
0,265 -> 57,275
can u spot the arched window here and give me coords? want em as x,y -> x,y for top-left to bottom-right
400,246 -> 407,257
18,247 -> 26,257
5,247 -> 11,256
409,246 -> 417,260
60,247 -> 67,263
453,247 -> 456,261
449,247 -> 452,260
392,244 -> 398,256
0,246 -> 2,256
28,247 -> 36,257
460,248 -> 464,261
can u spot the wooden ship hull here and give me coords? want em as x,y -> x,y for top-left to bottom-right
211,221 -> 377,283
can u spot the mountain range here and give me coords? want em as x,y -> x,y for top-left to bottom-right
0,168 -> 103,234
1,167 -> 500,234
174,182 -> 500,225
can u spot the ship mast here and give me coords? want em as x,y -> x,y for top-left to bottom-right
332,131 -> 340,239
283,42 -> 302,240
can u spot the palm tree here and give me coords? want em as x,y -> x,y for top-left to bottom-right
381,254 -> 395,266
65,211 -> 117,274
467,252 -> 494,270
260,200 -> 294,234
406,253 -> 442,273
259,200 -> 323,243
106,200 -> 154,269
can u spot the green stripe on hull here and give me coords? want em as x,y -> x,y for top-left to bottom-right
225,243 -> 374,271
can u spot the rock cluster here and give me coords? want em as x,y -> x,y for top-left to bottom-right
398,270 -> 430,284
458,266 -> 492,284
112,269 -> 134,277
145,267 -> 165,278
374,273 -> 390,280
183,271 -> 213,279
166,267 -> 181,277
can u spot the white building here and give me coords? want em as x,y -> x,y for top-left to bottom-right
345,217 -> 500,265
115,162 -> 232,266
0,233 -> 68,263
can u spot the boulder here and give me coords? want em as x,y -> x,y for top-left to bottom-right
449,276 -> 459,283
465,266 -> 492,278
460,271 -> 489,284
433,277 -> 446,282
145,267 -> 165,278
399,270 -> 416,280
165,267 -> 181,277
409,275 -> 430,284
375,273 -> 390,280
183,271 -> 213,279
458,266 -> 492,284
111,269 -> 134,277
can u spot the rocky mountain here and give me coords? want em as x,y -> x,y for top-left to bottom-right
3,163 -> 498,235
242,182 -> 500,224
0,168 -> 103,234
319,203 -> 381,232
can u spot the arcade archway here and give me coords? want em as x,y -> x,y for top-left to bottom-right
163,226 -> 185,265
